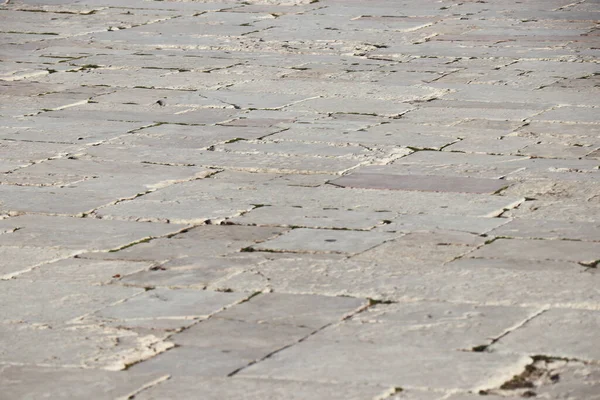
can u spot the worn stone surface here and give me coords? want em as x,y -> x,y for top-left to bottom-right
253,228 -> 395,254
134,377 -> 392,400
491,309 -> 600,361
329,173 -> 510,194
239,321 -> 531,390
1,0 -> 599,397
0,365 -> 166,400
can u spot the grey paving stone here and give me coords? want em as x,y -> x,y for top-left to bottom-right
503,199 -> 600,222
86,144 -> 361,174
330,173 -> 509,194
172,318 -> 312,360
2,0 -> 599,394
17,258 -> 151,285
533,106 -> 600,124
0,279 -> 142,324
96,196 -> 254,224
517,142 -> 595,159
447,257 -> 586,273
0,215 -> 184,251
47,102 -> 242,125
251,258 -> 599,309
352,301 -> 536,348
375,214 -> 506,235
353,231 -> 486,264
469,238 -> 600,264
239,324 -> 530,390
315,123 -> 458,149
489,218 -> 600,242
444,136 -> 532,155
492,309 -> 600,361
217,139 -> 371,158
94,288 -> 248,321
0,365 -> 165,400
285,97 -> 414,117
253,228 -> 394,254
216,292 -> 366,329
0,140 -> 83,164
0,246 -> 75,278
134,376 -> 391,400
0,184 -> 146,215
128,346 -> 252,378
81,225 -> 286,262
229,205 -> 396,230
2,157 -> 213,188
0,322 -> 173,371
0,116 -> 143,144
118,256 -> 257,289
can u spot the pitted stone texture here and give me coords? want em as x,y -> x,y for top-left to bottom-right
253,228 -> 395,254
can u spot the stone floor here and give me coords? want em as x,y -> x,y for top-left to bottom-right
1,0 -> 599,399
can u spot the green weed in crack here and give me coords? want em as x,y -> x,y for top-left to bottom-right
367,298 -> 395,307
108,237 -> 153,252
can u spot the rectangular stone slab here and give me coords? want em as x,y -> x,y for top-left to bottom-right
329,173 -> 509,194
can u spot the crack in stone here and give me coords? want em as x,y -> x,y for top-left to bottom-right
469,308 -> 548,353
226,299 -> 370,377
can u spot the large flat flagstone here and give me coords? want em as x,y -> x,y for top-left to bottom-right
252,228 -> 395,254
0,365 -> 165,400
329,173 -> 509,194
491,309 -> 600,361
134,377 -> 392,400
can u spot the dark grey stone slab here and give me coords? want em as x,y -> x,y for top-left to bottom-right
330,173 -> 509,194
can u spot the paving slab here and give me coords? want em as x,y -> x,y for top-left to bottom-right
0,365 -> 166,400
2,0 -> 599,396
252,228 -> 395,254
0,322 -> 173,371
134,376 -> 392,400
330,173 -> 509,194
469,238 -> 600,264
239,324 -> 531,391
491,309 -> 600,361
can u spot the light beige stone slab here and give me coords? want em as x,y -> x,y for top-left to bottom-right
253,228 -> 395,254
